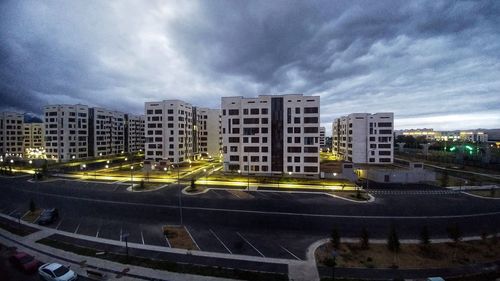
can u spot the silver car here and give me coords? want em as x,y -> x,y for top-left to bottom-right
38,263 -> 78,281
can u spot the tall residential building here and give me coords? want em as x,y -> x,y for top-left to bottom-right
319,126 -> 326,148
333,113 -> 394,164
145,100 -> 193,163
43,105 -> 89,161
221,94 -> 320,176
0,112 -> 24,157
193,107 -> 221,158
23,123 -> 45,158
125,114 -> 145,153
88,108 -> 125,157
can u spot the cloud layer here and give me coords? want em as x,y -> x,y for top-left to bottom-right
1,0 -> 499,133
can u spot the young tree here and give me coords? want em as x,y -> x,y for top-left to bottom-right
360,227 -> 370,249
190,179 -> 196,191
446,224 -> 462,244
29,199 -> 35,213
387,225 -> 400,253
420,225 -> 430,246
139,180 -> 145,190
331,227 -> 341,249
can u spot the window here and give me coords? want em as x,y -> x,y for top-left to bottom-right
304,166 -> 318,173
295,107 -> 300,114
228,109 -> 239,115
304,117 -> 318,123
304,127 -> 318,133
379,130 -> 392,134
287,147 -> 301,153
228,137 -> 239,143
232,118 -> 240,125
304,107 -> 318,113
378,122 -> 392,127
304,147 -> 318,153
379,151 -> 391,155
244,146 -> 259,152
243,109 -> 248,115
294,117 -> 300,124
261,108 -> 268,114
250,108 -> 259,115
243,118 -> 259,124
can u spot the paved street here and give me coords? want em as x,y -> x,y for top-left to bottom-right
1,176 -> 499,261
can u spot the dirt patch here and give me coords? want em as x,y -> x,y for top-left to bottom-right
163,226 -> 198,250
316,239 -> 500,269
330,190 -> 371,201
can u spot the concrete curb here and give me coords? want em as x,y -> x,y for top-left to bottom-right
461,191 -> 500,200
126,184 -> 168,193
182,186 -> 376,203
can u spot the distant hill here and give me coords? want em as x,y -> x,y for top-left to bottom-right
485,128 -> 500,141
23,113 -> 43,123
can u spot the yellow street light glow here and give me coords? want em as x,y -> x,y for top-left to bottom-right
125,158 -> 128,161
130,166 -> 134,170
10,160 -> 14,164
82,164 -> 86,168
288,171 -> 292,175
28,160 -> 33,164
237,169 -> 241,173
107,160 -> 110,164
105,165 -> 109,169
164,167 -> 167,171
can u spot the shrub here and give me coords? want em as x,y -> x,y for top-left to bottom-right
387,225 -> 400,253
331,227 -> 341,249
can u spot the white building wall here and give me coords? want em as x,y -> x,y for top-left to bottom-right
196,108 -> 221,158
319,126 -> 326,147
125,114 -> 145,153
145,100 -> 193,164
89,108 -> 125,157
43,105 -> 89,161
221,94 -> 320,176
333,113 -> 394,164
0,112 -> 24,157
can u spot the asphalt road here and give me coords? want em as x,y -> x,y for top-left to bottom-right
1,176 -> 499,260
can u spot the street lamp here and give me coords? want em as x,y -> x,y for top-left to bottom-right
130,166 -> 134,185
203,168 -> 207,186
105,165 -> 109,169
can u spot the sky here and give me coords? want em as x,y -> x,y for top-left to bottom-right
1,0 -> 499,134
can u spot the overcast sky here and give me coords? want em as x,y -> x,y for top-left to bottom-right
1,0 -> 499,133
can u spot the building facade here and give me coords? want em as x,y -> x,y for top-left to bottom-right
145,100 -> 193,163
88,108 -> 125,157
221,94 -> 320,176
23,123 -> 45,158
125,114 -> 145,153
193,107 -> 221,158
319,126 -> 326,148
333,113 -> 394,164
0,112 -> 24,157
43,104 -> 89,161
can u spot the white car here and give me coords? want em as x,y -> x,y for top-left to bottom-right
38,263 -> 78,281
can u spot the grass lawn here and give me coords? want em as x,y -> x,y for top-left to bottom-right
163,225 -> 198,250
467,189 -> 500,198
22,209 -> 43,223
316,238 -> 500,269
37,237 -> 286,281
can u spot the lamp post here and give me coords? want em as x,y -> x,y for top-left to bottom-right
176,164 -> 183,225
130,166 -> 134,190
203,168 -> 207,186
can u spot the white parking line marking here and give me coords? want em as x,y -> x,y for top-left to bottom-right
74,222 -> 81,234
236,232 -> 265,257
279,245 -> 301,260
8,208 -> 19,216
96,224 -> 101,238
56,219 -> 63,230
141,230 -> 145,245
209,229 -> 232,254
211,190 -> 224,198
229,191 -> 241,199
120,228 -> 123,242
184,226 -> 200,250
256,192 -> 271,199
165,236 -> 171,247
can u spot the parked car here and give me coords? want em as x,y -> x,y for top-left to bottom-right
9,252 -> 41,273
38,263 -> 77,281
38,208 -> 59,225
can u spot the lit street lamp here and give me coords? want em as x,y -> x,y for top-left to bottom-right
130,166 -> 134,187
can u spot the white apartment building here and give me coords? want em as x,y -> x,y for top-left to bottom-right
125,114 -> 145,153
89,108 -> 125,157
193,107 -> 221,158
0,112 -> 24,157
24,123 -> 44,149
145,100 -> 193,164
333,113 -> 394,164
319,126 -> 326,148
221,94 -> 320,176
43,104 -> 89,161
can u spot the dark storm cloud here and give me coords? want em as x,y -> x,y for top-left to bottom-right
0,0 -> 499,130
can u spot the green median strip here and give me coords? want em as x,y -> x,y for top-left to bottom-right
37,237 -> 288,281
0,220 -> 39,237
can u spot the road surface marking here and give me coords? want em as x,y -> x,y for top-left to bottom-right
209,229 -> 232,254
55,219 -> 63,230
211,190 -> 224,198
236,232 -> 265,257
8,208 -> 19,216
141,230 -> 145,245
96,224 -> 101,238
228,190 -> 241,199
120,228 -> 123,242
74,222 -> 81,234
279,245 -> 301,260
11,188 -> 500,220
256,192 -> 271,199
184,226 -> 200,250
165,236 -> 171,248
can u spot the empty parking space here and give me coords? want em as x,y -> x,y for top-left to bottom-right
141,224 -> 168,247
121,222 -> 143,244
75,218 -> 99,236
97,221 -> 122,241
211,229 -> 260,256
185,225 -> 229,253
237,232 -> 300,259
57,218 -> 80,233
